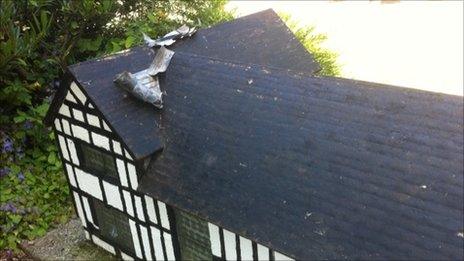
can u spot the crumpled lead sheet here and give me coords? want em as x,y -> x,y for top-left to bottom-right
114,47 -> 175,109
143,25 -> 197,47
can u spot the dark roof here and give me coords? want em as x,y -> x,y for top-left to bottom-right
137,52 -> 464,260
173,9 -> 320,73
45,9 -> 319,160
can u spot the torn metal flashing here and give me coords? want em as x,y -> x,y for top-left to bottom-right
143,25 -> 197,47
114,47 -> 175,109
147,47 -> 175,76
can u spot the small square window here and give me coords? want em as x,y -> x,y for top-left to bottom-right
93,199 -> 134,254
78,142 -> 117,178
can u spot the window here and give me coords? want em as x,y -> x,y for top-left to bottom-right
93,199 -> 134,254
79,142 -> 117,178
175,209 -> 212,260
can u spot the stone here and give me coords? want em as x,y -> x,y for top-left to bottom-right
20,217 -> 116,260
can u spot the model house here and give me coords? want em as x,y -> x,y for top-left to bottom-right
44,9 -> 463,261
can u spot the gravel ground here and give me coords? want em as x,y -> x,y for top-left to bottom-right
19,217 -> 116,260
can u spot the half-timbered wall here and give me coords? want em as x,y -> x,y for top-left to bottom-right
207,222 -> 293,261
53,81 -> 179,260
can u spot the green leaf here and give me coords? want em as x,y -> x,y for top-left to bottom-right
71,21 -> 78,29
31,227 -> 46,237
125,35 -> 136,48
10,214 -> 22,224
13,115 -> 26,123
35,103 -> 50,117
47,153 -> 56,164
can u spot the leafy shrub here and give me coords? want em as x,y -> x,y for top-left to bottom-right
280,13 -> 340,76
0,104 -> 70,250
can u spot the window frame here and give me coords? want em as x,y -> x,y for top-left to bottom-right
75,140 -> 119,184
90,198 -> 136,256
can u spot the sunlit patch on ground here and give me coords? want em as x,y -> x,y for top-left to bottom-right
227,1 -> 463,96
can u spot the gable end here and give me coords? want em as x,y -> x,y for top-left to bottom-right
45,72 -> 140,163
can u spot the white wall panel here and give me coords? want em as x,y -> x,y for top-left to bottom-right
74,168 -> 103,200
72,191 -> 86,228
240,236 -> 253,261
120,252 -> 134,261
91,132 -> 110,151
124,149 -> 133,160
102,121 -> 112,132
72,108 -> 85,122
157,201 -> 170,230
257,244 -> 270,261
61,118 -> 71,136
223,229 -> 237,260
103,181 -> 123,210
129,220 -> 143,259
144,196 -> 158,224
70,82 -> 87,104
116,159 -> 128,187
71,124 -> 90,143
274,252 -> 294,261
86,113 -> 100,128
140,225 -> 152,260
164,232 -> 175,261
150,226 -> 165,261
54,119 -> 62,132
134,195 -> 145,222
113,140 -> 122,155
123,190 -> 134,216
134,195 -> 145,221
208,223 -> 221,257
58,135 -> 70,161
92,235 -> 116,254
81,195 -> 97,228
58,104 -> 71,117
65,91 -> 77,103
65,163 -> 77,187
66,138 -> 80,165
127,163 -> 138,190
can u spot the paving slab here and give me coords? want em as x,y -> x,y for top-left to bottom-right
20,217 -> 116,260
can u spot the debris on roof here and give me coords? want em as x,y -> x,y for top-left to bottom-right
147,47 -> 175,76
143,25 -> 197,47
113,47 -> 175,109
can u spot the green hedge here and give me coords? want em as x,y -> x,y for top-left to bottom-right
0,0 -> 338,252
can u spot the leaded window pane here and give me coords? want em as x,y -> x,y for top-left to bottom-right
93,199 -> 134,254
80,143 -> 117,178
